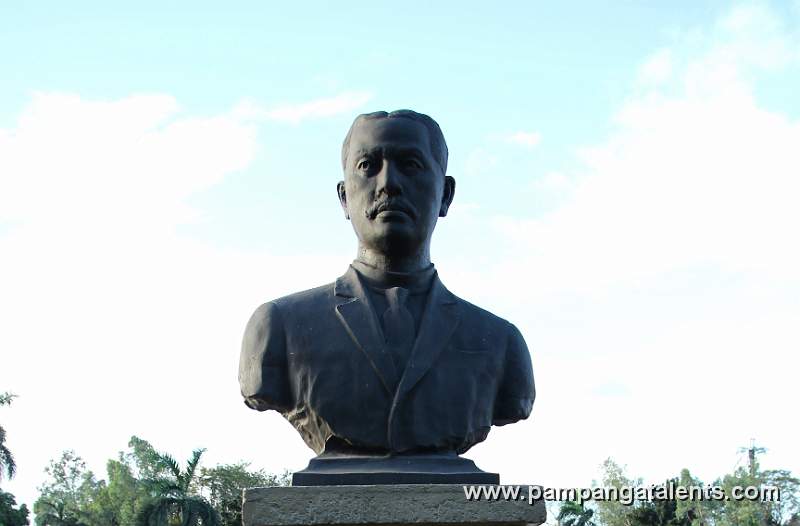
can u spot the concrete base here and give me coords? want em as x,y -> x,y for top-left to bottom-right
242,484 -> 546,526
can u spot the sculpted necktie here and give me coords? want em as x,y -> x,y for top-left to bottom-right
382,286 -> 415,372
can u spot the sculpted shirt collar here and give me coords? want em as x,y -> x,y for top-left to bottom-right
349,260 -> 436,294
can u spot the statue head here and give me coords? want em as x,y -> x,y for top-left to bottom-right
337,110 -> 456,264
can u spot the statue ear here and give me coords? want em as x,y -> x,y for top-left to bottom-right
439,176 -> 456,217
337,181 -> 350,220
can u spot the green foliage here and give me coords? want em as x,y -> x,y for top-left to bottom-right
673,468 -> 716,526
132,440 -> 220,526
125,437 -> 171,482
33,498 -> 86,526
0,490 -> 30,526
33,451 -> 98,526
0,391 -> 18,482
135,497 -> 219,526
82,458 -> 151,526
710,461 -> 800,526
593,457 -> 800,526
761,469 -> 800,526
31,437 -> 288,526
593,458 -> 640,526
628,481 -> 691,526
557,499 -> 597,526
0,426 -> 16,482
199,463 -> 290,526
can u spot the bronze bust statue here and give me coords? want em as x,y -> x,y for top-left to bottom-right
239,110 -> 535,484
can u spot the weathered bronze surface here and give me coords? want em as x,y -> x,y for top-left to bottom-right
238,110 -> 535,484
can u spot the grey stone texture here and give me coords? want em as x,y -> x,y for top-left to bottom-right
242,484 -> 546,526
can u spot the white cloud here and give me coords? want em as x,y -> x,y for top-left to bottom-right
463,131 -> 541,182
0,92 -> 257,228
441,2 -> 800,489
526,171 -> 572,193
463,147 -> 499,178
487,5 -> 800,296
505,131 -> 542,148
233,91 -> 373,124
0,93 -> 351,507
688,4 -> 795,92
637,48 -> 673,86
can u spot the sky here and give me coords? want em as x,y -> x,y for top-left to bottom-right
1,0 -> 799,515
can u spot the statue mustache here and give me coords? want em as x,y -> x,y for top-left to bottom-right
365,198 -> 417,220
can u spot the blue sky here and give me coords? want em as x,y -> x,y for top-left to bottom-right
1,1 -> 799,517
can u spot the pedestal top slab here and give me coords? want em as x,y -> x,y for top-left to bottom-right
242,484 -> 545,526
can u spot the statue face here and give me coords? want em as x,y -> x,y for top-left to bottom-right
338,117 -> 454,258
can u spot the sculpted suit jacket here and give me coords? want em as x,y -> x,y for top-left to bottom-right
239,266 -> 535,455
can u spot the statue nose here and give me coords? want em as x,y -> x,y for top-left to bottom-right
376,159 -> 402,195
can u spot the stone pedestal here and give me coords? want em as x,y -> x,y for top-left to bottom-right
242,484 -> 546,526
292,452 -> 498,486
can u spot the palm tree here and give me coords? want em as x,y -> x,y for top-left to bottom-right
136,447 -> 221,526
32,498 -> 85,526
557,500 -> 597,526
0,392 -> 17,481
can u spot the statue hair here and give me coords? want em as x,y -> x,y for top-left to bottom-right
341,110 -> 449,175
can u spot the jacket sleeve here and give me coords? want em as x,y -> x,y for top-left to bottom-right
492,322 -> 535,426
238,301 -> 293,413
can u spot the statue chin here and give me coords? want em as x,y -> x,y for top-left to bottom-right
360,232 -> 423,261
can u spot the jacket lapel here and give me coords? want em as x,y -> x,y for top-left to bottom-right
393,273 -> 460,404
334,267 -> 400,395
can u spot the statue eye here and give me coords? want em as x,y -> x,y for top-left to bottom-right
356,159 -> 372,172
403,158 -> 423,170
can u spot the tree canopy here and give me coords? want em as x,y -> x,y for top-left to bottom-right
32,437 -> 288,526
1,391 -> 18,482
565,455 -> 800,526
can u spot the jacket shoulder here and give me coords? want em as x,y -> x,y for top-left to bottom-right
450,293 -> 516,333
269,282 -> 336,311
244,282 -> 335,332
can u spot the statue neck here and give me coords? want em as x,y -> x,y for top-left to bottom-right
355,243 -> 432,274
351,259 -> 435,292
